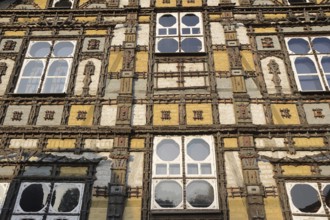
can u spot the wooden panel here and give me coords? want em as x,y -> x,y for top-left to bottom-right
240,50 -> 255,71
108,51 -> 123,72
293,137 -> 324,148
264,197 -> 284,220
46,139 -> 76,149
130,139 -> 145,149
186,104 -> 213,125
214,51 -> 230,71
228,198 -> 249,219
85,30 -> 108,35
135,52 -> 148,73
182,0 -> 202,6
123,198 -> 142,220
68,105 -> 94,126
223,138 -> 238,148
60,167 -> 88,176
271,104 -> 300,125
282,165 -> 311,176
153,104 -> 179,126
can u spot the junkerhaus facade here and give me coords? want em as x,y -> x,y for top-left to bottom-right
0,0 -> 330,219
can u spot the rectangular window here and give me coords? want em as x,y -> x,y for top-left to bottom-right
285,37 -> 330,92
151,136 -> 218,210
15,40 -> 76,94
155,12 -> 204,53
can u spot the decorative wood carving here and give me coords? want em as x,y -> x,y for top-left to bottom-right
82,61 -> 95,96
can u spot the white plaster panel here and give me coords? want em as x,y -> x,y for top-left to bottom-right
259,151 -> 323,159
311,26 -> 330,32
111,24 -> 125,46
207,0 -> 219,6
216,78 -> 233,98
236,25 -> 250,45
137,24 -> 150,46
251,104 -> 266,125
184,77 -> 207,87
255,138 -> 286,148
74,58 -> 101,96
140,0 -> 150,8
231,0 -> 240,5
87,3 -> 107,8
132,105 -> 146,126
225,152 -> 244,187
281,27 -> 305,32
100,105 -> 117,126
304,103 -> 330,125
261,57 -> 291,94
246,78 -> 262,98
104,79 -> 120,99
0,18 -> 11,23
3,105 -> 31,126
234,14 -> 257,20
133,78 -> 146,99
84,139 -> 114,150
31,31 -> 52,36
184,63 -> 205,71
0,59 -> 14,95
127,152 -> 144,187
258,160 -> 276,186
253,0 -> 274,5
210,23 -> 226,45
103,16 -> 126,22
119,0 -> 129,7
9,139 -> 38,149
58,30 -> 80,35
157,63 -> 178,72
157,77 -> 178,88
219,104 -> 235,124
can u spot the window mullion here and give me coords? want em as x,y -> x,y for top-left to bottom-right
37,42 -> 54,94
310,37 -> 327,91
181,136 -> 186,209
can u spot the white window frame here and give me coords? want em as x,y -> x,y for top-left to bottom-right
0,183 -> 9,215
52,0 -> 74,9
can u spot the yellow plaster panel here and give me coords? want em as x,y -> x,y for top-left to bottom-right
85,30 -> 108,35
135,52 -> 148,73
17,17 -> 39,23
271,104 -> 300,125
186,104 -> 213,125
79,0 -> 89,6
224,138 -> 238,148
130,139 -> 145,149
254,28 -> 277,33
241,50 -> 255,71
153,104 -> 179,126
264,197 -> 284,220
34,0 -> 47,9
88,196 -> 108,220
182,0 -> 202,7
123,198 -> 142,220
264,14 -> 287,20
293,137 -> 324,148
228,197 -> 249,219
75,17 -> 97,22
155,0 -> 176,7
68,105 -> 94,126
139,16 -> 150,23
108,51 -> 123,72
4,31 -> 25,36
316,0 -> 322,3
282,165 -> 311,176
46,139 -> 76,149
209,14 -> 221,21
60,167 -> 87,176
214,51 -> 230,71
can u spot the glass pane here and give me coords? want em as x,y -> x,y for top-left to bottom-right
47,60 -> 69,76
168,28 -> 177,35
321,57 -> 330,73
169,164 -> 180,175
295,57 -> 317,74
22,60 -> 44,77
156,164 -> 167,175
54,0 -> 72,8
290,184 -> 321,213
155,180 -> 182,208
322,184 -> 330,208
41,78 -> 66,93
156,139 -> 180,161
288,38 -> 310,54
201,164 -> 212,174
187,164 -> 198,174
157,39 -> 178,53
299,75 -> 323,91
19,183 -> 50,212
327,75 -> 330,87
186,180 -> 214,208
158,29 -> 166,35
159,14 -> 176,27
16,78 -> 41,93
192,28 -> 201,34
182,28 -> 190,34
182,14 -> 199,26
187,139 -> 210,161
50,184 -> 81,213
29,42 -> 51,57
53,42 -> 75,57
313,37 -> 330,53
181,38 -> 202,53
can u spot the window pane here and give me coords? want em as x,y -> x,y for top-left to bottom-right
182,28 -> 190,34
295,57 -> 317,74
288,0 -> 307,3
299,75 -> 323,91
321,57 -> 330,73
156,164 -> 167,175
288,38 -> 310,54
19,183 -> 50,212
50,184 -> 81,213
182,14 -> 199,26
187,164 -> 198,174
192,28 -> 201,34
159,14 -> 176,27
54,0 -> 72,8
157,39 -> 179,53
47,60 -> 69,76
41,78 -> 66,93
53,42 -> 75,57
23,166 -> 52,176
290,184 -> 321,213
312,38 -> 330,53
22,60 -> 44,77
158,29 -> 166,35
156,139 -> 180,161
155,180 -> 182,208
29,42 -> 51,57
326,76 -> 330,87
168,28 -> 177,35
181,38 -> 202,53
16,78 -> 41,93
322,184 -> 330,208
201,164 -> 212,174
169,164 -> 180,175
187,139 -> 210,161
186,180 -> 214,208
